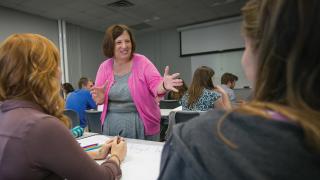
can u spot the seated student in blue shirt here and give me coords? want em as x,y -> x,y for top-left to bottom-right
66,77 -> 96,128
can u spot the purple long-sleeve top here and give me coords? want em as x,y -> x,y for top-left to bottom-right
0,99 -> 121,180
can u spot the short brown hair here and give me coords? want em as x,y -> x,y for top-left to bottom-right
78,77 -> 89,89
221,73 -> 238,84
102,24 -> 136,59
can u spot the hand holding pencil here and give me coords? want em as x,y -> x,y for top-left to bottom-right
110,136 -> 127,162
86,139 -> 113,160
85,136 -> 127,162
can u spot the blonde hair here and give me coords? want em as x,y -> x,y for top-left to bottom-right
0,33 -> 70,128
218,0 -> 320,152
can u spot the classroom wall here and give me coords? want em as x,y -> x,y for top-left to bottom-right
135,29 -> 192,84
66,24 -> 82,88
0,6 -> 59,46
0,6 -> 105,88
66,23 -> 105,87
80,27 -> 105,83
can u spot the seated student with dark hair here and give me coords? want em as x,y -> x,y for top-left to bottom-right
62,82 -> 74,99
66,77 -> 97,128
0,33 -> 126,179
158,0 -> 320,179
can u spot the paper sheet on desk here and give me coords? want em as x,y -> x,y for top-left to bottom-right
172,106 -> 182,111
77,135 -> 164,180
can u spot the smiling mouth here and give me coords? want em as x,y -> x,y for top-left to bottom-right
120,50 -> 129,54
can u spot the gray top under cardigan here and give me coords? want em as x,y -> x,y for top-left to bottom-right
103,73 -> 145,139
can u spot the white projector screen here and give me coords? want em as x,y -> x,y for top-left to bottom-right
178,17 -> 244,56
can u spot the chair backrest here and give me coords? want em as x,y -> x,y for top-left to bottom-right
165,110 -> 201,140
234,88 -> 252,101
64,109 -> 80,128
174,111 -> 201,124
85,110 -> 102,134
159,100 -> 180,109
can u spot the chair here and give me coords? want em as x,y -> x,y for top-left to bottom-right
165,111 -> 201,140
174,111 -> 201,124
234,88 -> 252,101
64,109 -> 80,128
159,100 -> 180,109
85,110 -> 102,134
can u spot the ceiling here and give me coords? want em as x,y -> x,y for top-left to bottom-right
0,0 -> 246,33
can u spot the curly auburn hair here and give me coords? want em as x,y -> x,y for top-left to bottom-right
0,33 -> 70,128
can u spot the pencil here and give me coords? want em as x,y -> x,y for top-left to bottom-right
117,130 -> 124,144
82,143 -> 98,149
84,144 -> 102,152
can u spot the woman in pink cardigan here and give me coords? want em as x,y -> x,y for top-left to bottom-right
92,24 -> 182,141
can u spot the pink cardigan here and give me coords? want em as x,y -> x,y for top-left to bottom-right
95,53 -> 164,135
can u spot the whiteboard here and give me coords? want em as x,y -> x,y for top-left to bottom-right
191,51 -> 251,88
77,135 -> 164,180
178,17 -> 244,56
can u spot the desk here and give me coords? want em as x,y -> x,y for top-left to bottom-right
160,109 -> 173,117
77,133 -> 164,180
160,106 -> 182,117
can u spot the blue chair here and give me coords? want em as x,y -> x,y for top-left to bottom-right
64,109 -> 80,128
85,110 -> 102,134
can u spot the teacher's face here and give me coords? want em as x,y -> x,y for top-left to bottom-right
114,31 -> 132,61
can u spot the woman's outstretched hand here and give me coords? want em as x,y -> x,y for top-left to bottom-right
91,81 -> 108,105
162,66 -> 183,92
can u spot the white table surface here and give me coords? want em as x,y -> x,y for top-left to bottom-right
77,133 -> 164,180
160,106 -> 182,116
